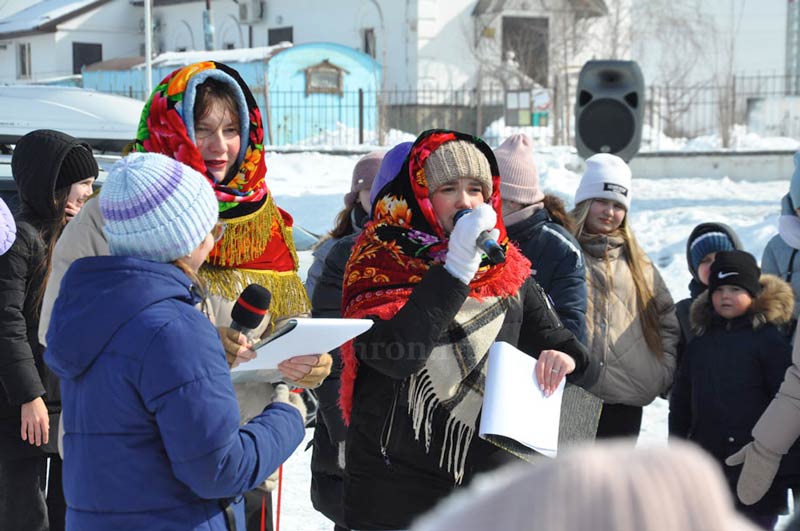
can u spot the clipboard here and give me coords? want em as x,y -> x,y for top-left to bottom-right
230,317 -> 373,373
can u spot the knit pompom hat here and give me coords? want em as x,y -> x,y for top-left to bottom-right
574,153 -> 632,210
0,198 -> 15,256
495,134 -> 544,205
100,152 -> 218,262
345,150 -> 385,207
55,144 -> 99,190
424,140 -> 493,198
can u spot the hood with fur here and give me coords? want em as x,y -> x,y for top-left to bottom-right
690,274 -> 794,335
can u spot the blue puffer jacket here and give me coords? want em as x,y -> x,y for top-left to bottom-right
44,256 -> 305,531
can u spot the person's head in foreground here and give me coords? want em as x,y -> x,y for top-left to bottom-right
412,440 -> 759,531
100,152 -> 219,274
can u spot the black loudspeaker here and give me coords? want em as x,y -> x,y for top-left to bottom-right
575,60 -> 644,162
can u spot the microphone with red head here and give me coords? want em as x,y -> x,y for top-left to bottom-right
230,284 -> 272,341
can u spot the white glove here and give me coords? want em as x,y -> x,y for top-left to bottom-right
444,203 -> 498,285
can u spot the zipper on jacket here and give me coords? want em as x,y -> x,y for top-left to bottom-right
380,381 -> 402,467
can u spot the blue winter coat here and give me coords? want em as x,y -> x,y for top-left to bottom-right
44,256 -> 304,531
505,207 -> 587,343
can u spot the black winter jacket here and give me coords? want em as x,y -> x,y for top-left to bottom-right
669,275 -> 800,515
309,233 -> 358,528
344,266 -> 589,530
506,207 -> 586,343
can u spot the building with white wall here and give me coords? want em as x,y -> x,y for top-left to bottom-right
146,0 -> 613,92
0,0 -> 140,84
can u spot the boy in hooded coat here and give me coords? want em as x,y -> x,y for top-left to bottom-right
669,251 -> 798,529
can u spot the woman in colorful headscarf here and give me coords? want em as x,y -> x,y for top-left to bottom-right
338,129 -> 590,531
39,62 -> 331,531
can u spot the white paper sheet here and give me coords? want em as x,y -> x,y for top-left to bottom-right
479,341 -> 564,458
230,317 -> 373,373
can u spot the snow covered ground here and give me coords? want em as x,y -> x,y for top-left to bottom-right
265,145 -> 794,530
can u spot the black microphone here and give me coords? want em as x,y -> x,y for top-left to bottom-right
230,284 -> 272,341
453,209 -> 506,264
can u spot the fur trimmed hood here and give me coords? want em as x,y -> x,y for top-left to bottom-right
690,274 -> 794,335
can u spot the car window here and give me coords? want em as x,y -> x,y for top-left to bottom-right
293,226 -> 319,251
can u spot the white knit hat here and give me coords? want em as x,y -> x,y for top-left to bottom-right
494,134 -> 544,205
574,153 -> 632,210
100,152 -> 218,262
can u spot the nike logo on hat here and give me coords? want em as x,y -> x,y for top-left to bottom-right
718,271 -> 738,279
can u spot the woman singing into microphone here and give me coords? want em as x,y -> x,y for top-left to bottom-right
338,129 -> 591,531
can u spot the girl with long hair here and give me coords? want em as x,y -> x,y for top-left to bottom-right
571,153 -> 679,439
0,129 -> 97,531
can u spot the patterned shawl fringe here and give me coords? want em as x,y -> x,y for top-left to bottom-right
211,195 -> 299,268
408,368 -> 475,484
198,265 -> 310,321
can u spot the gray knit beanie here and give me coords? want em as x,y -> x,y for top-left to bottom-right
424,140 -> 492,198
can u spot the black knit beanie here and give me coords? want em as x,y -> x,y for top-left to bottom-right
55,145 -> 98,190
708,250 -> 761,297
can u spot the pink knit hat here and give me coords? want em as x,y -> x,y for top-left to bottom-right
345,150 -> 385,207
494,134 -> 544,205
0,198 -> 15,256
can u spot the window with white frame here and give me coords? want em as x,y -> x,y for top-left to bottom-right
17,42 -> 31,79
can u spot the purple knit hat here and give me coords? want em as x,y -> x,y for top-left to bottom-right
345,150 -> 386,207
0,198 -> 16,256
369,142 -> 414,208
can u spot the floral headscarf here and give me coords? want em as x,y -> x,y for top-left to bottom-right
339,129 -> 531,421
134,61 -> 308,318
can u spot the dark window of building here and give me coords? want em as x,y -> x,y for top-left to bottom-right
17,42 -> 31,79
224,42 -> 235,50
72,42 -> 102,75
502,16 -> 548,86
305,59 -> 347,96
268,26 -> 293,45
363,28 -> 376,58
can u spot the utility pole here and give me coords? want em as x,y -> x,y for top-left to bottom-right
144,0 -> 152,97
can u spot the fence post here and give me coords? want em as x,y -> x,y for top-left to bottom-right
358,89 -> 364,145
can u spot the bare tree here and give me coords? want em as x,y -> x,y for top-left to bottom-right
631,0 -> 720,140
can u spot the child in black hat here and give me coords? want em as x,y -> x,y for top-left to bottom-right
669,250 -> 799,529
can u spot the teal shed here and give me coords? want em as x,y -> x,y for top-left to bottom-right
82,42 -> 382,146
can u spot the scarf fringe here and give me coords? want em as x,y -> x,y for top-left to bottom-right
409,369 -> 475,484
212,196 -> 299,267
440,414 -> 474,484
198,265 -> 310,321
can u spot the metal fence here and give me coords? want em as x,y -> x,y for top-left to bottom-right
101,74 -> 800,149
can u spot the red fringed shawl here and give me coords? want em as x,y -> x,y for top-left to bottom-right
338,130 -> 531,422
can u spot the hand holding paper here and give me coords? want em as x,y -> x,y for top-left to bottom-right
480,342 -> 565,458
535,349 -> 576,396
